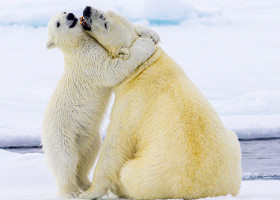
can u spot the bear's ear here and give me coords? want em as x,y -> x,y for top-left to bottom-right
46,40 -> 56,49
118,47 -> 129,60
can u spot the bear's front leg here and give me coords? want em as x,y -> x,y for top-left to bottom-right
79,126 -> 133,199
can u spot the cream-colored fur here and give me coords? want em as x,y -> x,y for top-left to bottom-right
82,7 -> 159,59
41,12 -> 156,199
80,11 -> 242,200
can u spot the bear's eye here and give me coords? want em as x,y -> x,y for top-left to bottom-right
56,22 -> 60,28
104,22 -> 108,29
99,14 -> 103,19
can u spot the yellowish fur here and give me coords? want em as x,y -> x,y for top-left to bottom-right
80,10 -> 242,200
82,49 -> 241,199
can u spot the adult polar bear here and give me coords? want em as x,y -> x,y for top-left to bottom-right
80,7 -> 242,200
42,12 -> 158,198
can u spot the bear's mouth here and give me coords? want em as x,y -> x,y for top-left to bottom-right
80,16 -> 91,31
69,18 -> 78,28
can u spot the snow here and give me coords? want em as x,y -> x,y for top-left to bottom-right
0,0 -> 280,147
0,149 -> 279,200
0,2 -> 278,199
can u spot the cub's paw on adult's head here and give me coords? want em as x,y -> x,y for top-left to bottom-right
136,25 -> 160,44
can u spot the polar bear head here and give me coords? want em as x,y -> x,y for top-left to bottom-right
81,7 -> 138,58
46,12 -> 86,50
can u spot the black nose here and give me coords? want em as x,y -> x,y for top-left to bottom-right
83,6 -> 91,17
67,13 -> 75,20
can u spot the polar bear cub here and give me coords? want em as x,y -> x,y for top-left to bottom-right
42,12 -> 157,199
80,7 -> 242,200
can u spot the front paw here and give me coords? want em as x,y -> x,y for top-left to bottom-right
60,192 -> 81,199
79,191 -> 103,199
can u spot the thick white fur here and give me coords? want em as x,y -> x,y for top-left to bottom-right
41,12 -> 156,198
83,8 -> 159,58
80,11 -> 242,200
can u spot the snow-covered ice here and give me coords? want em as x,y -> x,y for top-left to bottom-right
0,149 -> 279,200
1,0 -> 280,147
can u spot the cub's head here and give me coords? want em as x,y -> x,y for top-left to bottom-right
46,12 -> 85,50
81,6 -> 138,59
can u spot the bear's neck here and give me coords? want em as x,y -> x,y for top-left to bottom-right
59,36 -> 93,55
61,38 -> 95,69
115,47 -> 162,89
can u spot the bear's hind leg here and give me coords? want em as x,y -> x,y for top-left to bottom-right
53,155 -> 80,198
120,158 -> 178,199
54,151 -> 80,198
76,133 -> 102,192
44,136 -> 80,197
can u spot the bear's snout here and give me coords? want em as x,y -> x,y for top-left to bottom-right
83,6 -> 92,18
67,13 -> 75,21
